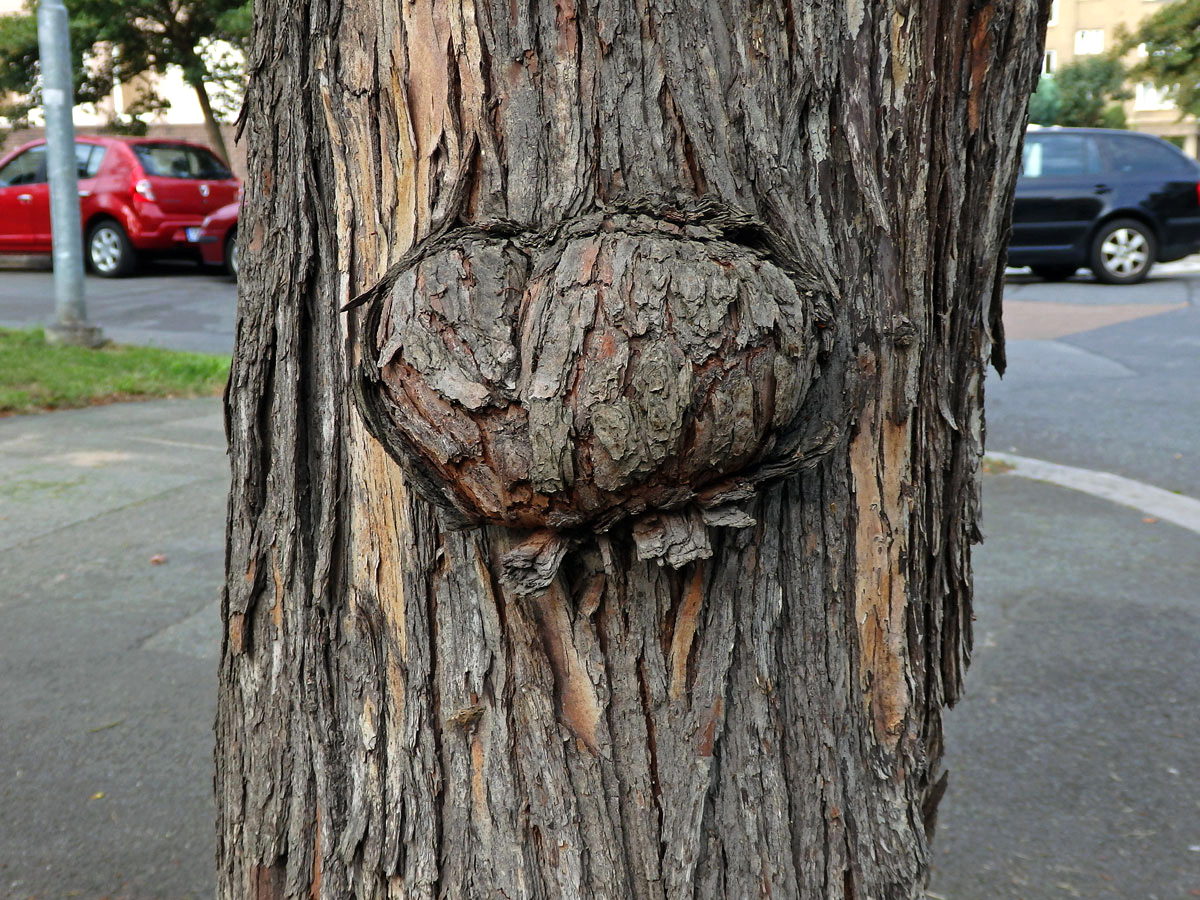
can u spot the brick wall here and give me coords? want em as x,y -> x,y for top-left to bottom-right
1,122 -> 247,181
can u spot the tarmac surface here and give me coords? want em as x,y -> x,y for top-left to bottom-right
0,262 -> 1198,898
0,401 -> 224,899
0,261 -> 236,356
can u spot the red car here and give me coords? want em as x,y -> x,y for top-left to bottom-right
0,135 -> 239,277
188,200 -> 239,277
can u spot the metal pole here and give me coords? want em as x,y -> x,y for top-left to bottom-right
37,0 -> 102,347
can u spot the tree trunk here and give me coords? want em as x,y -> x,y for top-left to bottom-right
216,1 -> 1045,897
189,75 -> 231,167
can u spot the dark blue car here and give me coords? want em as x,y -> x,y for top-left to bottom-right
1009,127 -> 1200,284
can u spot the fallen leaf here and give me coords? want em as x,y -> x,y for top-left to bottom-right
981,456 -> 1016,475
90,791 -> 105,800
1142,517 -> 1158,524
150,554 -> 167,565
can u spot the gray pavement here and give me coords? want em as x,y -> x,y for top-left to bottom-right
926,265 -> 1200,898
0,260 -> 1198,898
0,401 -> 225,899
0,262 -> 236,356
929,477 -> 1200,899
996,267 -> 1200,492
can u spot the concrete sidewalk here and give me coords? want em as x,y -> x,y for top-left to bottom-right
0,400 -> 225,899
0,399 -> 1197,899
929,475 -> 1200,899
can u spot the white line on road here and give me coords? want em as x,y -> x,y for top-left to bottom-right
987,452 -> 1200,535
131,436 -> 227,452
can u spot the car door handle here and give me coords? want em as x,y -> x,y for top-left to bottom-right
17,193 -> 31,203
1093,183 -> 1112,194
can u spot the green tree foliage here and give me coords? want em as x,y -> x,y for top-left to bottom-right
1119,0 -> 1200,118
1028,76 -> 1061,126
1035,57 -> 1131,128
0,0 -> 250,162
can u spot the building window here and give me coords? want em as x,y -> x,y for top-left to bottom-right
1135,82 -> 1175,111
1075,29 -> 1105,54
1042,50 -> 1057,76
1048,0 -> 1059,26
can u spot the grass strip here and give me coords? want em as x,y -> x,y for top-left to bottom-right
0,326 -> 230,415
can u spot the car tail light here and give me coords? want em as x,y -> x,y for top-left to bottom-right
134,178 -> 156,202
1195,182 -> 1200,206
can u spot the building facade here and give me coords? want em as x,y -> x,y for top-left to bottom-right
0,0 -> 244,174
1042,0 -> 1200,155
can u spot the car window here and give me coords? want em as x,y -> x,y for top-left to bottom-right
1103,134 -> 1194,176
132,144 -> 232,180
73,141 -> 105,178
1022,135 -> 1102,178
0,146 -> 47,186
75,142 -> 106,179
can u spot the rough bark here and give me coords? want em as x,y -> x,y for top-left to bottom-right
217,1 -> 1046,898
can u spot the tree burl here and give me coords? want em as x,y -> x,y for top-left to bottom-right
354,200 -> 844,571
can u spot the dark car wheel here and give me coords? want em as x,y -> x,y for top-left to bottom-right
224,228 -> 239,278
1030,264 -> 1078,282
1089,218 -> 1156,285
87,220 -> 136,278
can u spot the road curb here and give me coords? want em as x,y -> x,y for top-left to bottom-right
986,451 -> 1200,534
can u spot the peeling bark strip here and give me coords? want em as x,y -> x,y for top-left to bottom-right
217,0 -> 1048,897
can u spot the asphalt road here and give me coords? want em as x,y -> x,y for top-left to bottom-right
0,260 -> 237,356
993,265 -> 1200,494
931,264 -> 1200,899
0,259 -> 1196,898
